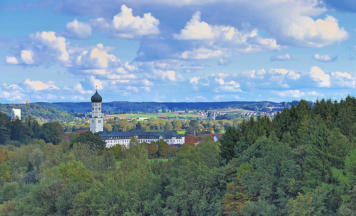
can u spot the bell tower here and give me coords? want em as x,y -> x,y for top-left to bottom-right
90,90 -> 103,133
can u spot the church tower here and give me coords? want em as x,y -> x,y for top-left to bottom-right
90,90 -> 103,133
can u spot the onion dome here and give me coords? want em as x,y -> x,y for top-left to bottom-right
91,90 -> 102,103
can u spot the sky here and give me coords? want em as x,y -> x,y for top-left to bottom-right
0,0 -> 355,103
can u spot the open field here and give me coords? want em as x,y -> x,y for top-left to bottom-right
105,112 -> 201,120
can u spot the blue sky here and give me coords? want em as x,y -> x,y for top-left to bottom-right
0,0 -> 355,103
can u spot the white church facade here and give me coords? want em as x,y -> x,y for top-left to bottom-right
90,90 -> 104,133
89,90 -> 185,148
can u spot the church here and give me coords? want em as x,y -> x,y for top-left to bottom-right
90,91 -> 185,148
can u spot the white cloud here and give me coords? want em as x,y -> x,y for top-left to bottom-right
309,66 -> 330,87
174,11 -> 214,40
154,70 -> 176,81
21,50 -> 34,64
174,11 -> 280,60
33,31 -> 69,63
5,56 -> 19,65
332,71 -> 352,80
24,79 -> 59,91
269,68 -> 288,76
181,47 -> 224,59
331,71 -> 355,88
276,89 -> 319,98
271,53 -> 291,61
214,76 -> 241,92
89,76 -> 103,90
142,79 -> 153,86
92,4 -> 160,38
283,15 -> 347,47
76,43 -> 116,68
173,1 -> 347,47
55,0 -> 347,48
190,76 -> 200,85
313,54 -> 336,62
269,68 -> 300,80
287,71 -> 301,80
248,68 -> 300,81
66,19 -> 92,39
126,86 -> 139,92
175,11 -> 279,49
249,69 -> 266,79
74,83 -> 92,94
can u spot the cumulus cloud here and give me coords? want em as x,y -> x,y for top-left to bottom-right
76,43 -> 117,69
0,83 -> 25,101
175,11 -> 280,53
331,71 -> 356,88
92,4 -> 160,38
313,54 -> 336,62
55,0 -> 348,48
248,68 -> 300,82
32,31 -> 70,63
89,76 -> 103,90
66,19 -> 92,39
21,50 -> 34,64
190,76 -> 199,85
271,53 -> 291,61
173,1 -> 347,47
5,56 -> 19,65
154,70 -> 176,81
282,15 -> 347,47
174,11 -> 215,40
309,66 -> 331,87
24,79 -> 59,91
276,89 -> 319,98
214,75 -> 241,92
269,68 -> 301,80
181,47 -> 224,59
74,83 -> 92,94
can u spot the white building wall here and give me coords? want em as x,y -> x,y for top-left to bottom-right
104,136 -> 185,148
12,108 -> 21,120
90,102 -> 103,133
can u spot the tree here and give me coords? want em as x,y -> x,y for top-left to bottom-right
164,145 -> 224,216
339,185 -> 356,216
72,131 -> 106,150
219,127 -> 240,162
147,142 -> 158,158
0,113 -> 10,144
156,139 -> 170,158
0,182 -> 19,203
0,162 -> 11,185
189,120 -> 201,136
239,199 -> 277,216
10,119 -> 30,143
39,122 -> 64,144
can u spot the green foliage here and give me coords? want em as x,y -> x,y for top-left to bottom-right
39,122 -> 64,144
0,103 -> 74,122
219,127 -> 240,163
72,131 -> 106,150
0,182 -> 19,203
0,97 -> 355,216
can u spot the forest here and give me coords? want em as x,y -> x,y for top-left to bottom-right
0,96 -> 355,216
0,104 -> 74,122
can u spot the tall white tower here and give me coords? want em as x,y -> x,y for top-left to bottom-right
90,90 -> 103,133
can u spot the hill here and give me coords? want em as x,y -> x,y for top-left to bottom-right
0,103 -> 74,122
36,101 -> 303,114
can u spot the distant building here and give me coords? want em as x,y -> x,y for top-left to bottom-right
12,108 -> 21,120
101,131 -> 185,148
90,90 -> 103,133
89,91 -> 185,148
